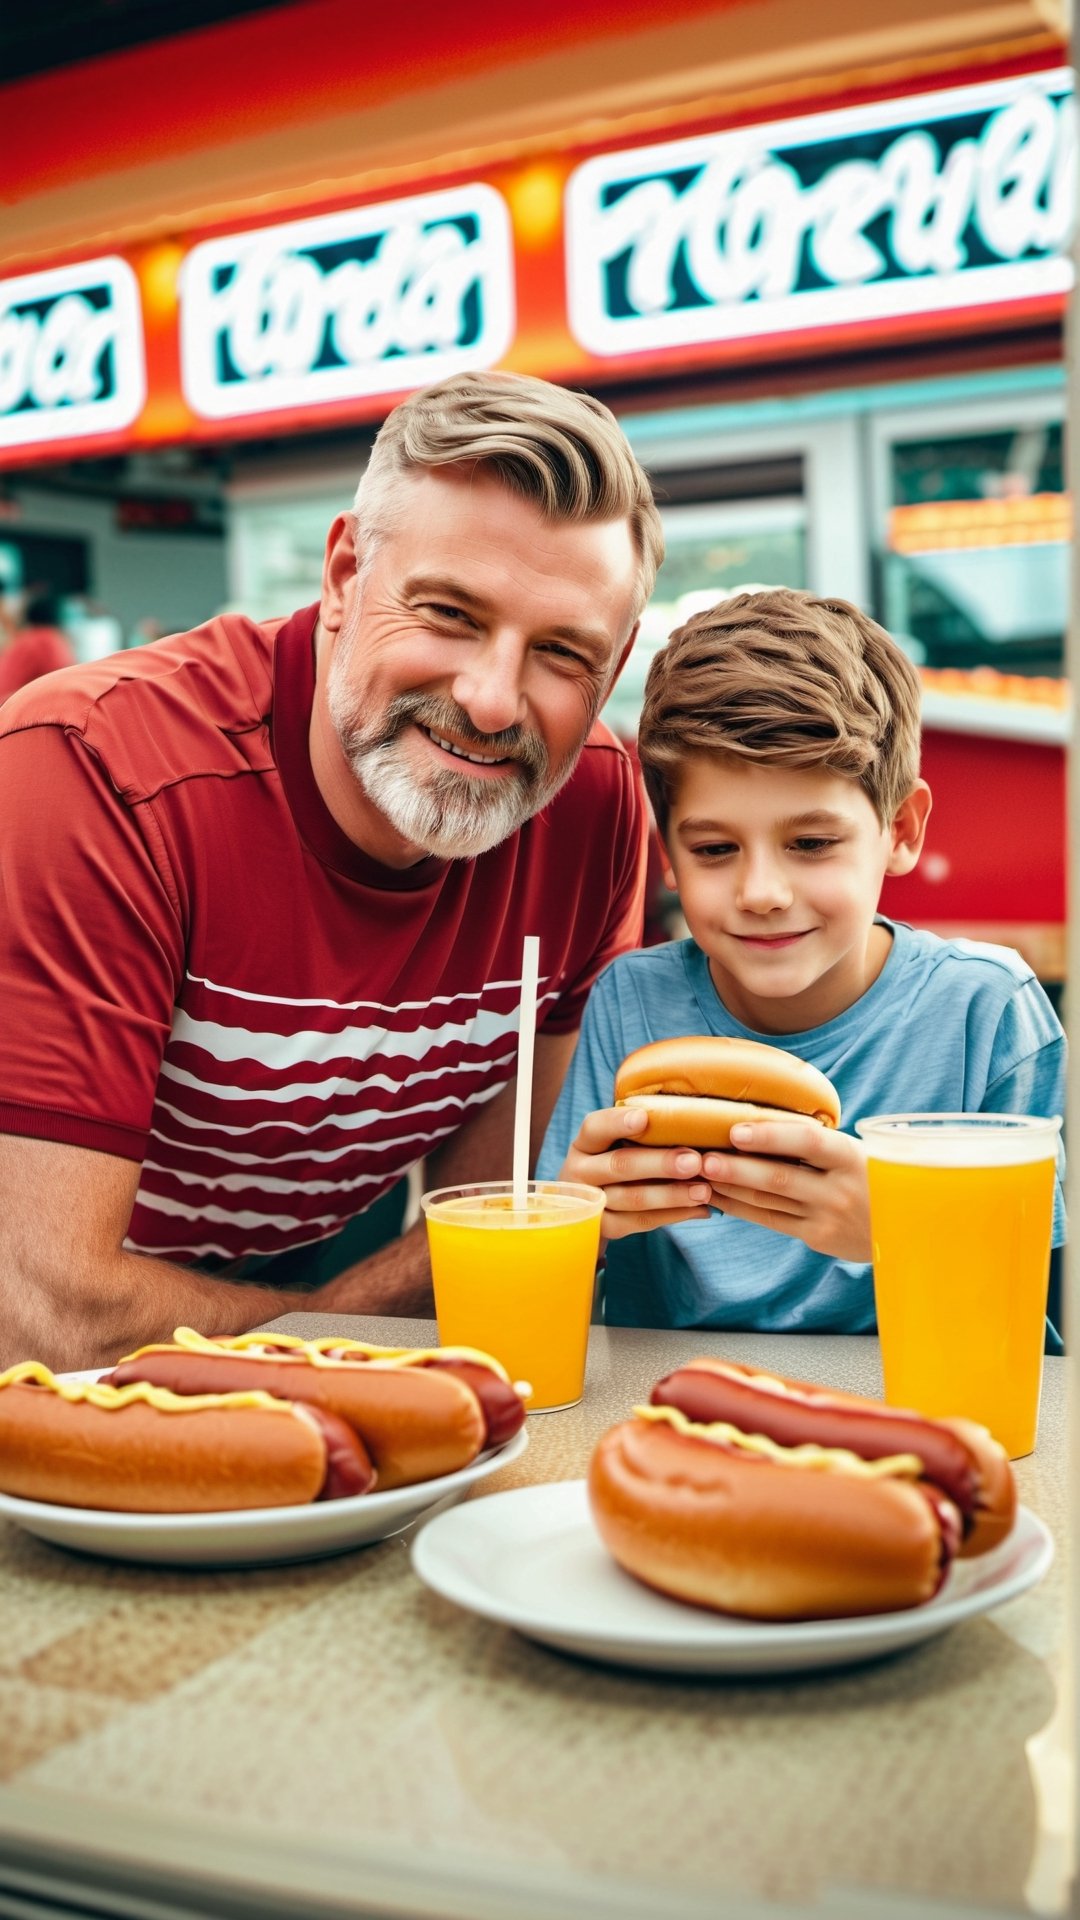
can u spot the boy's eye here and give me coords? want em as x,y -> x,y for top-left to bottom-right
692,842 -> 737,860
791,837 -> 837,854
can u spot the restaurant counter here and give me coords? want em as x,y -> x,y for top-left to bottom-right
0,1319 -> 1070,1920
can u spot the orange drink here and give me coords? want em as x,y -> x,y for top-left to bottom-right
856,1114 -> 1061,1458
421,1181 -> 606,1412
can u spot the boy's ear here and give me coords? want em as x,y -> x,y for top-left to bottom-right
885,779 -> 932,876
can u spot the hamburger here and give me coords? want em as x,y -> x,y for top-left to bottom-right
613,1035 -> 841,1149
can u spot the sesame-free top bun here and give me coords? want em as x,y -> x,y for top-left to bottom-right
614,1036 -> 840,1148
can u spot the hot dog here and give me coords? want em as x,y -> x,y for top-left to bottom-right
105,1328 -> 526,1489
588,1405 -> 966,1621
650,1358 -> 1015,1557
614,1035 -> 840,1148
0,1363 -> 376,1512
296,1335 -> 528,1447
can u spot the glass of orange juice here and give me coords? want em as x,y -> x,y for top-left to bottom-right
421,1181 -> 606,1412
855,1113 -> 1061,1459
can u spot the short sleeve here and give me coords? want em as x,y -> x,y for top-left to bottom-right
0,724 -> 185,1160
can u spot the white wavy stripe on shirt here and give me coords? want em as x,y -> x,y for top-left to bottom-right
184,971 -> 557,1014
141,1157 -> 422,1198
168,1048 -> 517,1098
158,1059 -> 520,1116
164,1003 -> 553,1079
122,1220 -> 343,1260
132,1190 -> 346,1233
148,1080 -> 508,1148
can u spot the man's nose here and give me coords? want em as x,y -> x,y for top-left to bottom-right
450,636 -> 528,736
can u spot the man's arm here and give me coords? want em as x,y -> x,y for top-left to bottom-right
0,1134 -> 332,1371
0,1033 -> 583,1368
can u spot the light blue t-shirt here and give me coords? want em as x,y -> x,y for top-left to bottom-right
536,919 -> 1067,1334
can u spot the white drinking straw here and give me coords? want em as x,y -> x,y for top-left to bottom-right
512,935 -> 540,1209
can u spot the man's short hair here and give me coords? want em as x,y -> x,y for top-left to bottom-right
638,588 -> 923,830
354,370 -> 664,618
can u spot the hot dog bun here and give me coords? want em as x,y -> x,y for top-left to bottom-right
107,1329 -> 491,1489
651,1357 -> 1016,1558
588,1409 -> 960,1620
295,1336 -> 528,1447
0,1365 -> 376,1512
614,1036 -> 840,1147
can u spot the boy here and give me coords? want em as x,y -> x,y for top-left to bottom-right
536,589 -> 1066,1333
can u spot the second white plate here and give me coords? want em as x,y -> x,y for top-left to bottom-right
411,1480 -> 1053,1674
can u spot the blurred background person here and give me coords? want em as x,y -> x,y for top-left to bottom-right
0,591 -> 75,705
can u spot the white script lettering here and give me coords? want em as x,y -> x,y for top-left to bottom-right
0,293 -> 117,416
587,91 -> 1076,317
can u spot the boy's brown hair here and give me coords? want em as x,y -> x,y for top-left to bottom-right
638,588 -> 922,831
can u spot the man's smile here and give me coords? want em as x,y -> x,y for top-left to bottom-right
417,723 -> 518,771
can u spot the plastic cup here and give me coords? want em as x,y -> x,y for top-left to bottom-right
421,1180 -> 605,1412
855,1113 -> 1061,1459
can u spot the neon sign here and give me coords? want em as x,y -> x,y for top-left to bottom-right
565,70 -> 1076,356
180,185 -> 515,420
0,257 -> 146,448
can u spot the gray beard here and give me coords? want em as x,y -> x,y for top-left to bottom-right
328,674 -> 581,860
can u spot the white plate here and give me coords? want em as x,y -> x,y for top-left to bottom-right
0,1368 -> 528,1567
411,1481 -> 1053,1674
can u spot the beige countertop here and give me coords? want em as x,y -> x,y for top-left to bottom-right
0,1319 -> 1069,1920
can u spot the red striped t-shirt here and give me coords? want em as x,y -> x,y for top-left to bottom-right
0,605 -> 647,1265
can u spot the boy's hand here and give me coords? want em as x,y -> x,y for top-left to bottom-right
702,1122 -> 871,1262
560,1106 -> 713,1239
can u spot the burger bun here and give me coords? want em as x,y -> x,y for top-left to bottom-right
615,1036 -> 840,1148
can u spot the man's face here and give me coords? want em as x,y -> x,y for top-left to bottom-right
320,469 -> 640,862
664,753 -> 911,1033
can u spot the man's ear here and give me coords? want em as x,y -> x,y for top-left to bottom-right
319,512 -> 361,636
885,779 -> 932,876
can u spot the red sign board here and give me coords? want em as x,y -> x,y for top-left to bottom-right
0,62 -> 1073,467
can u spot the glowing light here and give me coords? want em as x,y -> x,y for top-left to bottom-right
505,165 -> 564,248
139,242 -> 186,321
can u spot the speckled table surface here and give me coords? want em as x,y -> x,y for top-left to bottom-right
0,1320 -> 1068,1920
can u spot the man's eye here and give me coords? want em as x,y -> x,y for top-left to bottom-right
538,641 -> 590,667
425,603 -> 473,625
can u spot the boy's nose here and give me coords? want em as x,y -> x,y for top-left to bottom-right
736,854 -> 793,913
450,637 -> 528,737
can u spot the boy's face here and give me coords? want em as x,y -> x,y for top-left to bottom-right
663,753 -> 929,1034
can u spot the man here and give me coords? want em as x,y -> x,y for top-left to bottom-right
0,372 -> 664,1369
